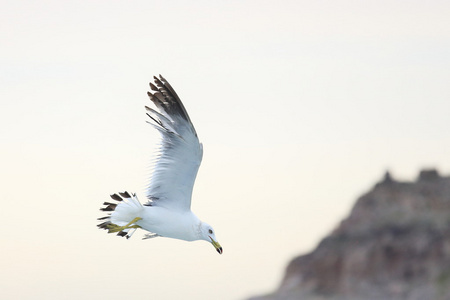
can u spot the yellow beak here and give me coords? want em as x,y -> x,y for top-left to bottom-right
210,236 -> 223,254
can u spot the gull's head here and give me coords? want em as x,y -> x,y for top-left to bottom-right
200,222 -> 222,254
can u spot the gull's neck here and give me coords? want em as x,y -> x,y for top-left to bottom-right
196,220 -> 203,240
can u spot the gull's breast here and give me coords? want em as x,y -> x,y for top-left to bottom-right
138,206 -> 200,241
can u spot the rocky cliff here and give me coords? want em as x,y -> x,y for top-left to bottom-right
249,170 -> 450,300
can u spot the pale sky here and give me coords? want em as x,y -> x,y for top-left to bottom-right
1,1 -> 450,299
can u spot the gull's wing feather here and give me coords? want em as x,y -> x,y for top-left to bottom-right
145,75 -> 203,211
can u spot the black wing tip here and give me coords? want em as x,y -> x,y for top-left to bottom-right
159,74 -> 167,82
110,194 -> 123,201
153,76 -> 163,86
117,231 -> 127,237
100,202 -> 117,211
146,75 -> 196,131
119,191 -> 131,198
149,82 -> 158,91
97,221 -> 111,229
154,74 -> 166,82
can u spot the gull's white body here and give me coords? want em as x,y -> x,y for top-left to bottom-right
139,207 -> 202,241
98,75 -> 222,254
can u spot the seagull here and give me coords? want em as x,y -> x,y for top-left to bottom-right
98,75 -> 222,254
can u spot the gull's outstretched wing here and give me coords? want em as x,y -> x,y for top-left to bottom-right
145,75 -> 203,211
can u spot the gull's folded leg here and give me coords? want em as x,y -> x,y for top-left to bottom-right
106,217 -> 142,233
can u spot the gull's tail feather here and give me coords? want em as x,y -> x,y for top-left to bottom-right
97,192 -> 144,239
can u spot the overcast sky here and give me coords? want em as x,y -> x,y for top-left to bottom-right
1,1 -> 450,299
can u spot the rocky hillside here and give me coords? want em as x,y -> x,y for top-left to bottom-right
249,170 -> 450,300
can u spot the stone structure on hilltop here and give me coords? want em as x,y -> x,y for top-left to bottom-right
249,169 -> 450,300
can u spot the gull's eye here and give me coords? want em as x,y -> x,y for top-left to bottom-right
208,229 -> 213,234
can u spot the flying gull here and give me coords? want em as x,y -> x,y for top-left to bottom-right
98,75 -> 222,254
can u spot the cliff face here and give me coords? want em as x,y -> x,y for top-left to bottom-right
249,170 -> 450,300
